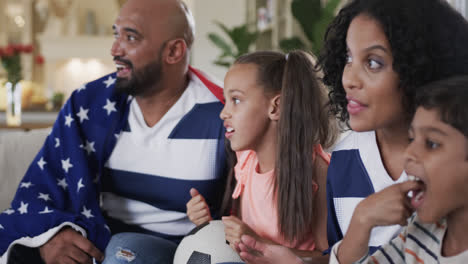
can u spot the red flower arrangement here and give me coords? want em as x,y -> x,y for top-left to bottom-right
0,44 -> 35,85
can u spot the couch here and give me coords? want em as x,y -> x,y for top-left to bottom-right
0,128 -> 50,211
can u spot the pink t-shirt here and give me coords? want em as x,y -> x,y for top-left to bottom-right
231,145 -> 330,251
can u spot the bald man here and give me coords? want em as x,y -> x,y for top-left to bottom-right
0,0 -> 227,263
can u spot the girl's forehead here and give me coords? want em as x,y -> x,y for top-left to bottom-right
224,64 -> 261,92
226,64 -> 259,83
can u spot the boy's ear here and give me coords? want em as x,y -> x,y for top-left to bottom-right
269,95 -> 281,121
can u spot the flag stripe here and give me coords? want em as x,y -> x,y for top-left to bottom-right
102,168 -> 224,213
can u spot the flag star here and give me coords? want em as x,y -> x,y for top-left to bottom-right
77,84 -> 87,92
103,99 -> 117,116
64,114 -> 74,127
83,141 -> 96,155
3,208 -> 14,215
39,206 -> 54,214
55,138 -> 60,148
0,224 -> 3,230
61,158 -> 73,173
114,132 -> 121,139
81,206 -> 94,219
38,193 -> 52,202
57,178 -> 68,190
18,202 -> 28,214
77,178 -> 85,193
103,76 -> 116,88
37,157 -> 47,170
76,107 -> 89,123
20,182 -> 33,189
104,224 -> 111,232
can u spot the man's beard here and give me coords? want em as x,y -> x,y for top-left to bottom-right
115,57 -> 163,97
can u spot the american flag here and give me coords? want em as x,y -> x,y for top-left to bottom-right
0,67 -> 224,262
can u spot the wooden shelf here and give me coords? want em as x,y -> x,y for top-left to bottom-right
0,122 -> 53,130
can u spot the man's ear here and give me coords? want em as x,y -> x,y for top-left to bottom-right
269,94 -> 280,121
164,38 -> 187,64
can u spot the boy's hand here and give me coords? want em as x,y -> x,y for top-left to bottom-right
39,227 -> 104,264
354,180 -> 422,228
222,215 -> 259,253
337,180 -> 423,264
186,188 -> 212,226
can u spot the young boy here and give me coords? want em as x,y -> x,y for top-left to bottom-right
331,75 -> 468,264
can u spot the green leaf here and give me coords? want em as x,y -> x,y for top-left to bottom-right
213,60 -> 232,68
289,0 -> 340,54
279,37 -> 308,53
208,33 -> 234,56
291,0 -> 321,44
324,0 -> 341,16
208,21 -> 258,69
238,34 -> 259,55
214,21 -> 235,41
231,25 -> 249,54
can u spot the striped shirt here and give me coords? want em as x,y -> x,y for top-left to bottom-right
102,70 -> 227,241
330,214 -> 468,264
327,131 -> 408,254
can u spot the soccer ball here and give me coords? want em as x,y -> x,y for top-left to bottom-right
173,220 -> 244,264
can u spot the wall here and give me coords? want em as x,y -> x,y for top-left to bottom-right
76,0 -> 119,35
189,0 -> 247,82
0,0 -> 7,45
48,0 -> 246,92
3,0 -> 246,99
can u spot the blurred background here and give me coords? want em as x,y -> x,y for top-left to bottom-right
0,0 -> 466,128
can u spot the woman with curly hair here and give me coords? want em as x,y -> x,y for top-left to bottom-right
236,0 -> 468,263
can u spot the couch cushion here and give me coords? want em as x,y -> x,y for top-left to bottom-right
0,128 -> 50,211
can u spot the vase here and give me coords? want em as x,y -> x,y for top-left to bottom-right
5,81 -> 22,126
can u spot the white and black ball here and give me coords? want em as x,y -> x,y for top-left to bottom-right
173,220 -> 244,264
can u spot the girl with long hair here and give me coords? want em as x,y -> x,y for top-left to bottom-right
186,50 -> 338,258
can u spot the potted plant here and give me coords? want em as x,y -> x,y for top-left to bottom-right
208,21 -> 259,68
280,0 -> 341,54
51,91 -> 64,111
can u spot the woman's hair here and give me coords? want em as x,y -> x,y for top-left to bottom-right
317,0 -> 468,124
221,50 -> 338,242
415,75 -> 468,139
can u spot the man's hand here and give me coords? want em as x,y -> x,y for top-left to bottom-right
238,235 -> 303,264
222,215 -> 260,253
39,227 -> 104,264
186,188 -> 212,226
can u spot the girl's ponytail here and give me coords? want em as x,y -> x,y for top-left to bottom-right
276,50 -> 338,242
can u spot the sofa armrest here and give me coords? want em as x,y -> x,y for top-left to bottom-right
0,128 -> 51,211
